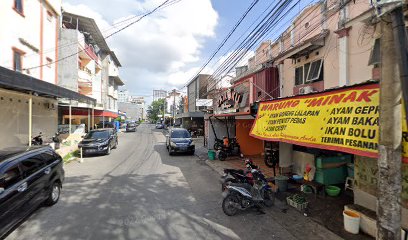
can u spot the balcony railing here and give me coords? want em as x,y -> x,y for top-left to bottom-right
84,44 -> 99,62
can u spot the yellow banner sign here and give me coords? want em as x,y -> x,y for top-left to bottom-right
250,83 -> 408,163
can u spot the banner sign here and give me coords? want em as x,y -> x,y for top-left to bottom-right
196,99 -> 213,107
250,83 -> 408,162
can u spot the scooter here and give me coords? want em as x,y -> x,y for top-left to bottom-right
220,159 -> 260,191
31,132 -> 43,145
222,168 -> 275,216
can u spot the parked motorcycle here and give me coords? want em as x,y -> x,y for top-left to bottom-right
222,168 -> 275,216
214,138 -> 223,150
31,132 -> 43,145
220,159 -> 259,191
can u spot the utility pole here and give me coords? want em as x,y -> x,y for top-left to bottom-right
377,10 -> 402,240
172,89 -> 176,126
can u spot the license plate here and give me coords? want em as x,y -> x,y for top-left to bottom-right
179,146 -> 187,150
86,149 -> 96,153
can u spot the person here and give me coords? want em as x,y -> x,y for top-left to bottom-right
223,136 -> 229,148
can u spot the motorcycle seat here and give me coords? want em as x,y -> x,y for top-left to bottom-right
229,183 -> 252,191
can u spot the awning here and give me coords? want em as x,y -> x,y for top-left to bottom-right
0,67 -> 96,104
274,30 -> 329,63
249,82 -> 408,163
62,108 -> 118,118
176,112 -> 204,118
109,76 -> 124,86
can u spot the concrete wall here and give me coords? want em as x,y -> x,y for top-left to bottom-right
0,89 -> 57,148
118,102 -> 144,121
58,28 -> 79,92
207,117 -> 236,150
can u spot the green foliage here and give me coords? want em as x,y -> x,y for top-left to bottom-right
147,99 -> 166,122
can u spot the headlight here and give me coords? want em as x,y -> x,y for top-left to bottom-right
170,142 -> 177,147
190,141 -> 195,146
98,140 -> 109,146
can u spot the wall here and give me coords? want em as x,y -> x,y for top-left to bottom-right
0,89 -> 57,148
236,119 -> 263,155
206,117 -> 236,150
354,156 -> 408,228
58,28 -> 79,92
0,0 -> 60,83
187,79 -> 197,112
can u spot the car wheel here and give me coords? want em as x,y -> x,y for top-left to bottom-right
169,147 -> 173,156
190,151 -> 195,155
44,181 -> 61,206
106,145 -> 111,155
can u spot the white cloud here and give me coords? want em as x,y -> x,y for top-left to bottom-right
63,0 -> 218,103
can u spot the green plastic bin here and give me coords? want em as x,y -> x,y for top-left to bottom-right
315,166 -> 347,185
315,155 -> 352,168
208,150 -> 216,160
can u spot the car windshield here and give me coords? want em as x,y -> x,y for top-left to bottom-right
171,130 -> 190,138
128,123 -> 136,127
85,131 -> 110,139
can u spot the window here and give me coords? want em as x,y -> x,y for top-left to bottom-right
14,0 -> 24,15
294,59 -> 323,85
0,166 -> 22,190
304,62 -> 311,80
306,59 -> 323,82
295,66 -> 303,86
20,156 -> 45,177
12,48 -> 24,72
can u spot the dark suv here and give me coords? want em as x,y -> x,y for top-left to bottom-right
0,146 -> 65,238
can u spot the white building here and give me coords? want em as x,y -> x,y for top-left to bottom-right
58,12 -> 124,127
0,0 -> 95,148
118,90 -> 129,103
0,0 -> 61,83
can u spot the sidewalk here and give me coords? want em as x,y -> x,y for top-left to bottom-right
194,139 -> 348,240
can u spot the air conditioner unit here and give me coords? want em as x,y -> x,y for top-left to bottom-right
299,86 -> 314,95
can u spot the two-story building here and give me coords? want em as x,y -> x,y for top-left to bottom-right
246,1 -> 407,236
0,0 -> 95,148
176,74 -> 209,132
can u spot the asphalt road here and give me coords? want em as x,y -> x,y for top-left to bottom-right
6,124 -> 338,240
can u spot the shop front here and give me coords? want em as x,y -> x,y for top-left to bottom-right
207,79 -> 263,156
250,82 -> 408,237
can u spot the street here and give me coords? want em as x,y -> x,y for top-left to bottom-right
6,124 -> 342,240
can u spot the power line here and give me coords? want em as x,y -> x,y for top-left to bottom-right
23,0 -> 178,71
184,0 -> 260,87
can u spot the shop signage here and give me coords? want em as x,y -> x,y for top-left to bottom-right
217,89 -> 242,110
196,99 -> 213,107
250,83 -> 408,163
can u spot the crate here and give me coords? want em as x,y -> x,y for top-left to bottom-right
286,197 -> 308,211
315,155 -> 352,168
315,167 -> 347,185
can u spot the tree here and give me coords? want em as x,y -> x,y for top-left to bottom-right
147,99 -> 165,122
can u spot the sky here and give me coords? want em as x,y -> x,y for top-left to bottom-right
62,0 -> 316,105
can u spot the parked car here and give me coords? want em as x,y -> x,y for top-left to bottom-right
166,128 -> 195,155
156,123 -> 164,129
0,146 -> 64,238
126,122 -> 137,132
78,129 -> 118,156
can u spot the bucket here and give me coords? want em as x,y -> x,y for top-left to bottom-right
343,210 -> 360,234
275,175 -> 289,192
208,150 -> 216,160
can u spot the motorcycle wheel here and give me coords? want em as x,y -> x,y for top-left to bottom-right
218,151 -> 227,161
221,178 -> 237,192
214,142 -> 222,150
222,194 -> 239,216
264,156 -> 275,168
263,189 -> 275,207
